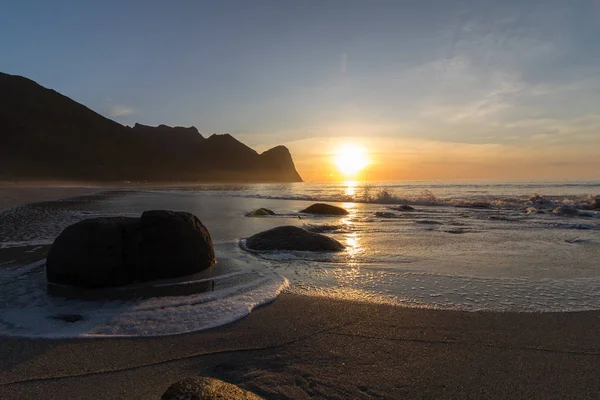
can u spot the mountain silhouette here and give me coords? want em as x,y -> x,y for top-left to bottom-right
0,72 -> 303,182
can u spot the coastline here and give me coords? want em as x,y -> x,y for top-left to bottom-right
1,188 -> 600,398
1,293 -> 599,399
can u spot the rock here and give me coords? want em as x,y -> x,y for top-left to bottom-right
139,210 -> 215,281
523,207 -> 545,214
299,203 -> 349,215
455,202 -> 491,209
245,208 -> 275,217
244,226 -> 344,252
390,205 -> 415,211
46,210 -> 215,288
161,377 -> 263,400
528,194 -> 555,209
415,220 -> 443,225
51,314 -> 84,323
444,228 -> 468,234
375,212 -> 400,218
593,196 -> 600,210
552,205 -> 580,217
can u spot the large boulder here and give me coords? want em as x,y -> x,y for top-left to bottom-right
46,210 -> 215,288
245,208 -> 276,217
245,226 -> 344,252
299,203 -> 348,215
162,377 -> 263,400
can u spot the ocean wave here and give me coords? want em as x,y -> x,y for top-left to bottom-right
156,186 -> 600,211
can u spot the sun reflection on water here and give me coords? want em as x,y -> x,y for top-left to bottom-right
344,180 -> 358,197
345,232 -> 361,257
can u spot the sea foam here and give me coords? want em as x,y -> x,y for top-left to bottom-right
0,260 -> 288,338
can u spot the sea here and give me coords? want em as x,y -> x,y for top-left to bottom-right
0,180 -> 599,338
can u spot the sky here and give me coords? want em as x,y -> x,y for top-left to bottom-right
2,0 -> 600,181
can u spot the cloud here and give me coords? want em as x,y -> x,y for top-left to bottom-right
107,104 -> 135,117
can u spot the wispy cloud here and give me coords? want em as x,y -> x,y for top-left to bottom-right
107,104 -> 135,117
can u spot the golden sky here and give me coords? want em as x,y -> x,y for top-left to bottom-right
257,136 -> 600,182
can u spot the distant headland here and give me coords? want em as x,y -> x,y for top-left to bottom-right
0,72 -> 303,183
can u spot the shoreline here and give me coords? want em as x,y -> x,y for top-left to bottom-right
1,293 -> 599,399
1,187 -> 600,398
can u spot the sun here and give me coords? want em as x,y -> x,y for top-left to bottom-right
333,144 -> 369,177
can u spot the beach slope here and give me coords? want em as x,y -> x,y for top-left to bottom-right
1,293 -> 599,399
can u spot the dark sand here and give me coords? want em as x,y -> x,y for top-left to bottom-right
1,294 -> 599,399
1,187 -> 600,399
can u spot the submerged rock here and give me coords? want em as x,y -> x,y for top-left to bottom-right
299,203 -> 349,215
161,377 -> 263,400
523,207 -> 545,215
455,202 -> 492,209
390,205 -> 415,211
375,212 -> 400,218
245,226 -> 344,252
415,220 -> 443,225
46,210 -> 215,288
51,314 -> 84,323
245,208 -> 276,217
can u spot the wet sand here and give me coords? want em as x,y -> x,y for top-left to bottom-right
0,185 -> 105,212
1,294 -> 599,399
1,187 -> 599,399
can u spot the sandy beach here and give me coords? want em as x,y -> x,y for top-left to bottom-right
1,187 -> 599,399
1,293 -> 599,399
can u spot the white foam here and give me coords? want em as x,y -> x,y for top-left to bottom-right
285,268 -> 600,312
0,261 -> 288,338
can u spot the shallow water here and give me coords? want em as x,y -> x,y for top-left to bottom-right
0,183 -> 599,337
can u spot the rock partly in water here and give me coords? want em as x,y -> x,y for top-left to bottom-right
528,194 -> 555,209
245,208 -> 276,217
552,205 -> 580,217
299,203 -> 349,215
245,226 -> 344,252
390,205 -> 415,212
161,377 -> 263,400
46,210 -> 215,288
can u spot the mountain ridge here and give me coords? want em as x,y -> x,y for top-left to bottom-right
0,72 -> 303,183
